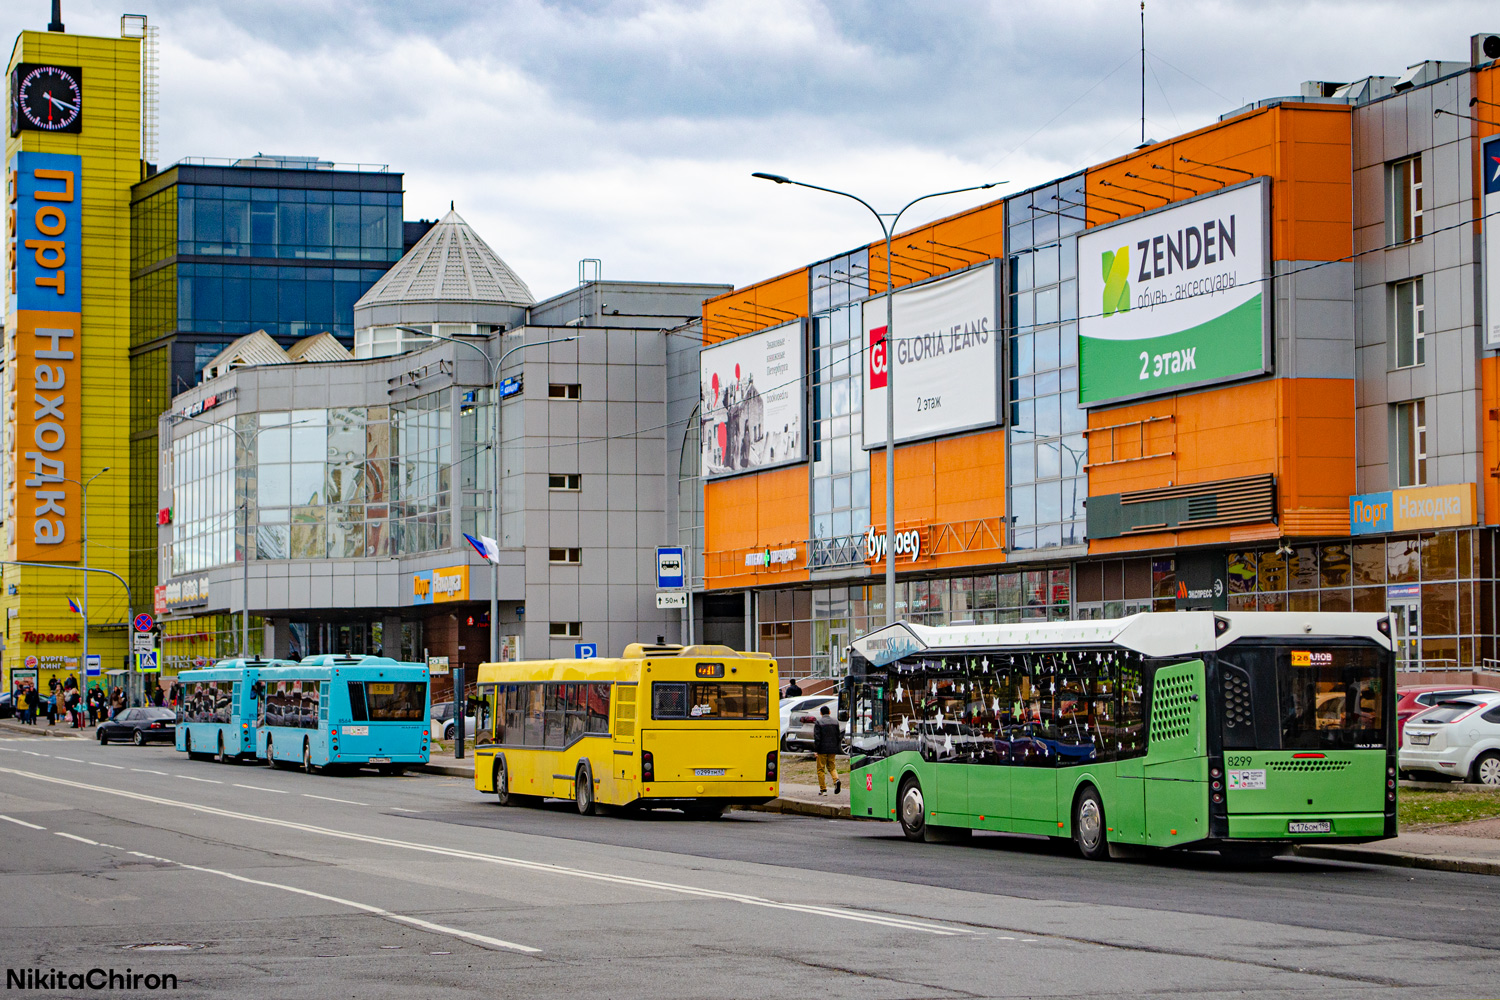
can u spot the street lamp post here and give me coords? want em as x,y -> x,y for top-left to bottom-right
395,327 -> 577,663
751,174 -> 1004,625
62,468 -> 112,698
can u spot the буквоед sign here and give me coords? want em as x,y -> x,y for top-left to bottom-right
1076,178 -> 1270,406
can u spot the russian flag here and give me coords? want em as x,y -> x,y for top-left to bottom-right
67,598 -> 82,614
464,533 -> 501,564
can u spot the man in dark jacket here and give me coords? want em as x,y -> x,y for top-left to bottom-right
812,705 -> 841,795
783,677 -> 803,699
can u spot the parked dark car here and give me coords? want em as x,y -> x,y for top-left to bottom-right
97,707 -> 176,745
0,692 -> 12,719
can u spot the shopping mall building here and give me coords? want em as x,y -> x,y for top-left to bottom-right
692,33 -> 1500,682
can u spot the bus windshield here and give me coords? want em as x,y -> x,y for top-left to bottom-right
1219,642 -> 1388,750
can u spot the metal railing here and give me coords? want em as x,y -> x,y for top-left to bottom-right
171,156 -> 391,173
808,533 -> 865,570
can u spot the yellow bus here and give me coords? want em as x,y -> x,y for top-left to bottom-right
473,643 -> 780,818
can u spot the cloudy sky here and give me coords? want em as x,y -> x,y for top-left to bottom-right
5,1 -> 1495,297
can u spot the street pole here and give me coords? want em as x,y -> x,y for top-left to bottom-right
396,327 -> 576,664
3,560 -> 131,701
62,469 -> 111,703
751,174 -> 1004,626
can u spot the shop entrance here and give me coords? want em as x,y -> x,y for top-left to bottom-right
1388,600 -> 1421,671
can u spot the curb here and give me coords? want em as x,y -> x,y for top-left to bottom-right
0,721 -> 83,739
1292,843 -> 1500,877
418,761 -> 476,779
744,797 -> 853,820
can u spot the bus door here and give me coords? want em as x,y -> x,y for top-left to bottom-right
1142,660 -> 1207,845
1387,601 -> 1420,671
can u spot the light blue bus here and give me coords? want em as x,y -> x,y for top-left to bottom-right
254,656 -> 431,774
176,658 -> 293,763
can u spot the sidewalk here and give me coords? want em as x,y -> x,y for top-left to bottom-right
1294,828 -> 1500,876
0,717 -> 88,738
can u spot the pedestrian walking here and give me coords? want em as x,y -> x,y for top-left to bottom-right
16,685 -> 31,725
783,677 -> 803,699
88,686 -> 105,726
45,689 -> 58,726
813,704 -> 841,796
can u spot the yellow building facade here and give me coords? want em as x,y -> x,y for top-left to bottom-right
5,26 -> 140,696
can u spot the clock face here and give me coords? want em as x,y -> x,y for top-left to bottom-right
11,63 -> 83,136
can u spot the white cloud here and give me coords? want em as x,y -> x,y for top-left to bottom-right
4,0 -> 1495,296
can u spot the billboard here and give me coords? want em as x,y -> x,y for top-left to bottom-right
11,151 -> 83,561
700,319 -> 805,478
1076,178 -> 1270,406
862,262 -> 1000,448
1485,135 -> 1500,348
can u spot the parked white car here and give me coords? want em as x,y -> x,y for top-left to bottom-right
431,701 -> 478,741
1399,692 -> 1500,785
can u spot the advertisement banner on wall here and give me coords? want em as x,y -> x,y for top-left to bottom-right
1349,483 -> 1478,535
1076,178 -> 1270,406
11,152 -> 83,561
700,319 -> 805,478
1484,135 -> 1500,348
412,565 -> 469,605
862,262 -> 1000,448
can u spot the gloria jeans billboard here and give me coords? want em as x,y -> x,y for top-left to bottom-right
1076,178 -> 1270,406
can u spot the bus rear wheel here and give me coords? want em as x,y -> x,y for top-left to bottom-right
575,764 -> 596,815
217,735 -> 230,764
1073,786 -> 1109,861
264,736 -> 276,768
303,740 -> 316,774
897,776 -> 926,841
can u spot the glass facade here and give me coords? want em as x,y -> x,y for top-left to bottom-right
166,390 -> 461,572
808,250 -> 870,568
1007,176 -> 1087,550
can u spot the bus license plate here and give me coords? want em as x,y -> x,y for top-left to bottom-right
344,725 -> 369,736
694,768 -> 726,777
1409,733 -> 1431,745
369,757 -> 391,764
1288,820 -> 1331,834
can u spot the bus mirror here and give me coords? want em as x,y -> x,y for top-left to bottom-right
838,711 -> 849,723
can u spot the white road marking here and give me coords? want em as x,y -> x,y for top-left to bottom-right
0,747 -> 17,752
131,768 -> 167,775
21,750 -> 47,757
233,783 -> 287,794
176,775 -> 222,784
389,807 -> 419,813
0,766 -> 973,937
89,761 -> 124,770
55,831 -> 98,846
55,756 -> 84,763
302,793 -> 365,806
0,814 -> 44,830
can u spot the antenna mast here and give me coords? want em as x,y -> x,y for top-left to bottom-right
1140,2 -> 1146,146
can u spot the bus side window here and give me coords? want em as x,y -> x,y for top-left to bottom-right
586,684 -> 610,733
348,682 -> 368,722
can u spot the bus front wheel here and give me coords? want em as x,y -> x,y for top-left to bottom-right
898,776 -> 926,841
1073,786 -> 1109,861
494,759 -> 513,805
575,764 -> 596,816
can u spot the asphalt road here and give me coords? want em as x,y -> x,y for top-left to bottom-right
0,734 -> 1496,999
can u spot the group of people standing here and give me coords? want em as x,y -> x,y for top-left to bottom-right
11,678 -> 125,728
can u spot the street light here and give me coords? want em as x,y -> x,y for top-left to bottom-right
60,467 -> 111,696
751,173 -> 1005,625
395,326 -> 577,662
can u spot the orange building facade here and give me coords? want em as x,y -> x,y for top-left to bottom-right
690,36 -> 1500,682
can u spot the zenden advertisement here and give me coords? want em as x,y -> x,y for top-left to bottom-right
1076,178 -> 1270,406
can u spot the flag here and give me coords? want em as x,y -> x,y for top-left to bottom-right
464,533 -> 501,564
67,598 -> 82,614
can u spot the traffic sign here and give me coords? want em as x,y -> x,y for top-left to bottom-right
574,643 -> 598,659
656,546 -> 684,589
656,591 -> 687,609
134,649 -> 159,673
133,613 -> 155,633
84,654 -> 101,677
132,631 -> 154,654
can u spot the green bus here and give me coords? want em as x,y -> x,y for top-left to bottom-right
845,612 -> 1396,860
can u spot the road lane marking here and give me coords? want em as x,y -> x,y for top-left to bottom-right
390,807 -> 419,813
55,831 -> 99,846
0,814 -> 44,830
89,761 -> 124,770
131,768 -> 167,775
55,756 -> 84,763
0,765 -> 972,937
176,775 -> 222,784
302,793 -> 365,806
233,784 -> 287,794
21,750 -> 47,757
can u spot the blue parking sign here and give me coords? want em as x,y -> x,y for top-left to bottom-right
574,643 -> 598,659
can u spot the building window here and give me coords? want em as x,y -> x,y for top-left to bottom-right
1394,399 -> 1427,487
548,473 -> 581,491
548,383 -> 581,400
549,547 -> 582,564
1391,278 -> 1425,368
549,621 -> 582,638
1388,155 -> 1423,244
